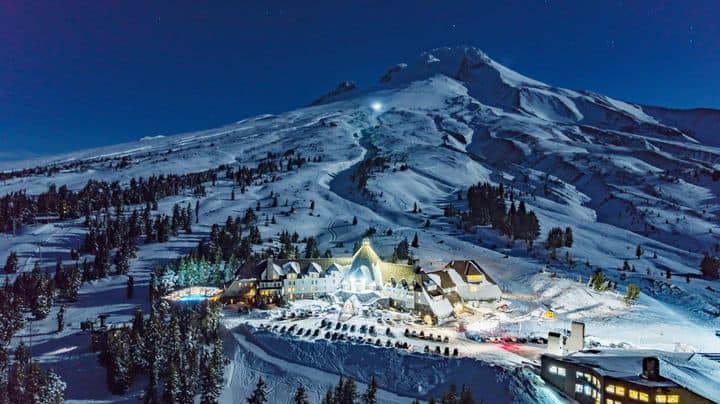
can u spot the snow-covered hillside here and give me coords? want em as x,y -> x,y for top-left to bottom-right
2,46 -> 719,402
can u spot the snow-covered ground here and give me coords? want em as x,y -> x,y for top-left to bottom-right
2,46 -> 720,402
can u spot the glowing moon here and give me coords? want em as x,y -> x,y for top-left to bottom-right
370,101 -> 383,112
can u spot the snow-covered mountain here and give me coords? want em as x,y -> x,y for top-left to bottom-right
2,46 -> 719,402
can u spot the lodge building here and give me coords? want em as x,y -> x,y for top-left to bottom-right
225,238 -> 502,322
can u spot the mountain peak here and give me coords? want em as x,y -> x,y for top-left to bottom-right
378,45 -> 543,88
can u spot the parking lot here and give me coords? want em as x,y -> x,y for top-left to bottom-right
226,299 -> 549,365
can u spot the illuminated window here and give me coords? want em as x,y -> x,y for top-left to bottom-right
577,371 -> 585,379
616,386 -> 625,396
558,367 -> 566,376
639,392 -> 649,402
606,385 -> 615,393
576,384 -> 584,393
549,365 -> 557,374
667,395 -> 679,403
629,390 -> 639,399
655,395 -> 667,403
584,386 -> 592,395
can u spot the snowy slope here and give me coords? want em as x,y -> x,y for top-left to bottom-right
2,46 -> 720,402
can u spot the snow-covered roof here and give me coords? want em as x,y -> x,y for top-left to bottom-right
266,263 -> 283,277
325,263 -> 344,276
545,350 -> 720,401
282,261 -> 301,275
420,288 -> 454,319
303,262 -> 322,275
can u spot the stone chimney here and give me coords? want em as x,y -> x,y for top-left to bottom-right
566,321 -> 585,353
642,357 -> 660,381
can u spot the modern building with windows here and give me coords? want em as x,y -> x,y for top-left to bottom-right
541,350 -> 717,403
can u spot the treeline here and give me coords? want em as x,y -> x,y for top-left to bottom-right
151,212 -> 264,297
76,200 -> 194,282
449,183 -> 541,245
0,167 -> 218,233
246,374 -> 477,404
545,227 -> 573,250
0,153 -> 135,182
1,145 -> 320,234
351,156 -> 388,190
224,149 -> 319,191
1,272 -> 67,402
0,343 -> 66,403
100,303 -> 224,403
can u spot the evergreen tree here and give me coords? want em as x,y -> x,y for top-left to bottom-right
459,384 -> 474,404
635,244 -> 643,259
127,275 -> 134,300
321,389 -> 334,404
334,376 -> 345,403
352,216 -> 358,226
247,376 -> 268,404
304,237 -> 320,259
411,232 -> 419,248
622,259 -> 631,272
523,211 -> 541,246
625,284 -> 640,304
195,200 -> 200,224
7,345 -> 29,403
29,264 -> 53,320
545,227 -> 564,250
442,384 -> 457,404
340,377 -> 357,404
591,270 -> 607,292
293,384 -> 309,404
700,254 -> 720,279
163,360 -> 180,403
0,287 -> 23,345
106,330 -> 132,394
362,375 -> 378,404
564,227 -> 574,248
37,366 -> 66,404
65,263 -> 82,301
56,306 -> 64,333
3,252 -> 18,274
200,338 -> 224,404
392,238 -> 410,262
0,346 -> 10,404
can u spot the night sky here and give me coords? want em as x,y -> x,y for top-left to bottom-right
1,1 -> 718,158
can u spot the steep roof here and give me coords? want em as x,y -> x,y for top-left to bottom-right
444,260 -> 496,284
304,262 -> 322,275
351,238 -> 382,266
435,270 -> 457,290
282,261 -> 301,275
